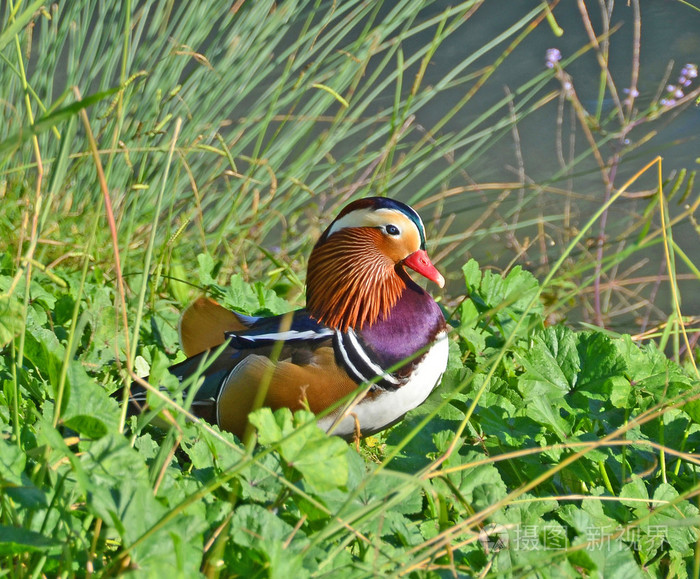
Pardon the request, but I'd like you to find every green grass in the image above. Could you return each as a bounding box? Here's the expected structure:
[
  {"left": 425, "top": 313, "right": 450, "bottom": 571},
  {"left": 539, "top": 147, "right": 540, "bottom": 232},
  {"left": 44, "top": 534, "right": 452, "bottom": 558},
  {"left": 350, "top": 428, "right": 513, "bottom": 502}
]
[{"left": 2, "top": 0, "right": 700, "bottom": 576}]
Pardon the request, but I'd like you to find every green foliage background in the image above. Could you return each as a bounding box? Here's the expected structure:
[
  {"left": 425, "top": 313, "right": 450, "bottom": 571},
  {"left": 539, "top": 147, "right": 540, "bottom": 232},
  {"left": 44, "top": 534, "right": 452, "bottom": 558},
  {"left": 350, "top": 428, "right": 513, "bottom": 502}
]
[{"left": 1, "top": 1, "right": 699, "bottom": 576}]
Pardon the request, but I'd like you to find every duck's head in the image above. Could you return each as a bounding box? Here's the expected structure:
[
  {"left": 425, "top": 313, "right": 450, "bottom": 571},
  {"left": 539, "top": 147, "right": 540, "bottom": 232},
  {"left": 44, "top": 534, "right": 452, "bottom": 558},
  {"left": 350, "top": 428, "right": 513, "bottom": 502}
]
[{"left": 306, "top": 197, "right": 444, "bottom": 331}]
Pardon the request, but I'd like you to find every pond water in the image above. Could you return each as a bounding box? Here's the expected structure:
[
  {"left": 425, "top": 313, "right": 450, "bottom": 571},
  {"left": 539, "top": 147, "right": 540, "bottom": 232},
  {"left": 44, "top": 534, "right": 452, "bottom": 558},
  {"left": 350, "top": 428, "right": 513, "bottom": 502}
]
[{"left": 399, "top": 0, "right": 699, "bottom": 331}]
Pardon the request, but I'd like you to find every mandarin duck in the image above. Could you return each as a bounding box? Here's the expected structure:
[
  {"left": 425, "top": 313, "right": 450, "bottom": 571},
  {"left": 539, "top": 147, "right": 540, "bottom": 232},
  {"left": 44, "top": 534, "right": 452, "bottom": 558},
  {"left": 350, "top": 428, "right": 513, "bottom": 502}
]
[{"left": 129, "top": 197, "right": 448, "bottom": 439}]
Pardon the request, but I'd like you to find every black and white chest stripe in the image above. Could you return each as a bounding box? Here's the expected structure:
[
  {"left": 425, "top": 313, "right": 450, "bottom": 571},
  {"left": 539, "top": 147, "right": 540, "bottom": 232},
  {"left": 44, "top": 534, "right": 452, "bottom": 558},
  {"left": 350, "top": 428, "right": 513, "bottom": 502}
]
[{"left": 333, "top": 329, "right": 407, "bottom": 391}]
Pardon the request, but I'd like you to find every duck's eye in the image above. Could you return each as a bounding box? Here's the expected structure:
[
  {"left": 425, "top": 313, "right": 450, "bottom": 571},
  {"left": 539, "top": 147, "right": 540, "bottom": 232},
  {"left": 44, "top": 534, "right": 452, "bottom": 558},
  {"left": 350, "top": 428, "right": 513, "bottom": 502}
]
[{"left": 385, "top": 224, "right": 400, "bottom": 236}]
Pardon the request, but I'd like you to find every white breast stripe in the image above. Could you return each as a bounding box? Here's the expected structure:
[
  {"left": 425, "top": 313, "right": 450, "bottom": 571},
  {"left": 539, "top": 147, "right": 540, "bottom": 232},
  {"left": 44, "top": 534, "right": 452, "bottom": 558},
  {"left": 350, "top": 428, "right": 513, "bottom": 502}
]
[
  {"left": 346, "top": 329, "right": 401, "bottom": 386},
  {"left": 334, "top": 331, "right": 372, "bottom": 384}
]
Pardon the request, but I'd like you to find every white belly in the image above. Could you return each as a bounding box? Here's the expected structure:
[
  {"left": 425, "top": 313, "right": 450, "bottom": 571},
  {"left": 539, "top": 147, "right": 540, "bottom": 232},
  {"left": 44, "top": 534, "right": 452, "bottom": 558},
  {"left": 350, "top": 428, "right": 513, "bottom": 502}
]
[{"left": 318, "top": 332, "right": 449, "bottom": 438}]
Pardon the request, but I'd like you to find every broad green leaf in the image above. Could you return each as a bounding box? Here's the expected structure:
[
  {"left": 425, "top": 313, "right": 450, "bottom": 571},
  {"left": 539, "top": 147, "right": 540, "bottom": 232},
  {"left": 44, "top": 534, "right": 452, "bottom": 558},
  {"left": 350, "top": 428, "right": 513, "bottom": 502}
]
[
  {"left": 558, "top": 504, "right": 642, "bottom": 577},
  {"left": 643, "top": 483, "right": 699, "bottom": 554},
  {"left": 616, "top": 336, "right": 696, "bottom": 410},
  {"left": 224, "top": 274, "right": 292, "bottom": 316},
  {"left": 78, "top": 434, "right": 207, "bottom": 573},
  {"left": 620, "top": 476, "right": 649, "bottom": 509},
  {"left": 250, "top": 406, "right": 289, "bottom": 444},
  {"left": 501, "top": 492, "right": 559, "bottom": 525},
  {"left": 0, "top": 293, "right": 23, "bottom": 348},
  {"left": 0, "top": 438, "right": 25, "bottom": 485},
  {"left": 22, "top": 322, "right": 118, "bottom": 436},
  {"left": 146, "top": 304, "right": 181, "bottom": 355},
  {"left": 479, "top": 264, "right": 542, "bottom": 318},
  {"left": 383, "top": 511, "right": 424, "bottom": 546},
  {"left": 575, "top": 332, "right": 628, "bottom": 396},
  {"left": 311, "top": 449, "right": 368, "bottom": 516},
  {"left": 458, "top": 298, "right": 487, "bottom": 355},
  {"left": 238, "top": 451, "right": 286, "bottom": 503},
  {"left": 197, "top": 253, "right": 217, "bottom": 287},
  {"left": 684, "top": 399, "right": 700, "bottom": 424},
  {"left": 431, "top": 449, "right": 507, "bottom": 511},
  {"left": 0, "top": 439, "right": 47, "bottom": 508},
  {"left": 459, "top": 260, "right": 544, "bottom": 358},
  {"left": 462, "top": 259, "right": 543, "bottom": 337},
  {"left": 517, "top": 326, "right": 579, "bottom": 397},
  {"left": 578, "top": 538, "right": 643, "bottom": 579},
  {"left": 288, "top": 433, "right": 349, "bottom": 492},
  {"left": 609, "top": 375, "right": 632, "bottom": 408},
  {"left": 462, "top": 258, "right": 483, "bottom": 289},
  {"left": 229, "top": 504, "right": 309, "bottom": 579},
  {"left": 250, "top": 408, "right": 349, "bottom": 493},
  {"left": 524, "top": 395, "right": 571, "bottom": 440},
  {"left": 0, "top": 525, "right": 62, "bottom": 556},
  {"left": 226, "top": 274, "right": 263, "bottom": 312}
]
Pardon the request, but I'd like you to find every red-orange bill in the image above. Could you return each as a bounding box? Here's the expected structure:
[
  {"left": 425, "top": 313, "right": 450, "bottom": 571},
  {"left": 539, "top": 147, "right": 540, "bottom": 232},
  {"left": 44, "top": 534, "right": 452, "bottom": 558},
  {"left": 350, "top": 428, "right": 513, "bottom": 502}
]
[{"left": 403, "top": 249, "right": 445, "bottom": 288}]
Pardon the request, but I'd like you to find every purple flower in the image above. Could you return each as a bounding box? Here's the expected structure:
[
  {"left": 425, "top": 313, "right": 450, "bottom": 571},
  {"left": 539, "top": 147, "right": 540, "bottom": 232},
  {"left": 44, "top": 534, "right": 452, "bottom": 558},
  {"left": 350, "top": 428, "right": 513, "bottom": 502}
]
[
  {"left": 681, "top": 64, "right": 698, "bottom": 79},
  {"left": 545, "top": 48, "right": 562, "bottom": 69},
  {"left": 660, "top": 63, "right": 698, "bottom": 106},
  {"left": 623, "top": 88, "right": 639, "bottom": 98}
]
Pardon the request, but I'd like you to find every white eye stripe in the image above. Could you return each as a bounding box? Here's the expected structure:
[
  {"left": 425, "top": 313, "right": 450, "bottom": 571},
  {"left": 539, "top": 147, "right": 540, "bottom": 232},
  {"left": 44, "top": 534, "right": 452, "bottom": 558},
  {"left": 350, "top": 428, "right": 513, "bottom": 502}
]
[{"left": 328, "top": 208, "right": 416, "bottom": 238}]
